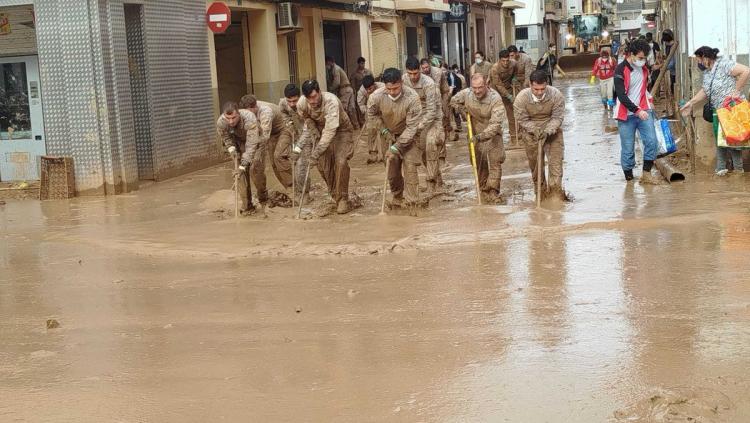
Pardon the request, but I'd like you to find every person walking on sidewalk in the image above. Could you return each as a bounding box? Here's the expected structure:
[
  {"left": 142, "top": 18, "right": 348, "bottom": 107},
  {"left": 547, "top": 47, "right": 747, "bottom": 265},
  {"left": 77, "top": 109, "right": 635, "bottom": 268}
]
[
  {"left": 680, "top": 46, "right": 750, "bottom": 176},
  {"left": 591, "top": 49, "right": 616, "bottom": 110},
  {"left": 613, "top": 39, "right": 660, "bottom": 184},
  {"left": 297, "top": 79, "right": 355, "bottom": 214},
  {"left": 514, "top": 70, "right": 566, "bottom": 200},
  {"left": 216, "top": 102, "right": 267, "bottom": 213}
]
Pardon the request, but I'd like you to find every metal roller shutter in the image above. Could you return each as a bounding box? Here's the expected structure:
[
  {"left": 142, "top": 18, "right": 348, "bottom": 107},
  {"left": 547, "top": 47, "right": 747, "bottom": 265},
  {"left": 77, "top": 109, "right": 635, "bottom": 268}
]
[{"left": 370, "top": 23, "right": 398, "bottom": 79}]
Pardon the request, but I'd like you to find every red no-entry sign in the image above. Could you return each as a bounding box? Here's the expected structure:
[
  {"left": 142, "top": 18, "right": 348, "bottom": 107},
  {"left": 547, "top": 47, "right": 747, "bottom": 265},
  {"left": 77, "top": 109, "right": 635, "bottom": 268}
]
[{"left": 206, "top": 2, "right": 231, "bottom": 34}]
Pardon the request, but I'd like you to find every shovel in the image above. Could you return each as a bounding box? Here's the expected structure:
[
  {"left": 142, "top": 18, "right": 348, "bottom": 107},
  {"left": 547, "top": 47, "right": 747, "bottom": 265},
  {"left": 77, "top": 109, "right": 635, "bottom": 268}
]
[{"left": 233, "top": 155, "right": 240, "bottom": 219}]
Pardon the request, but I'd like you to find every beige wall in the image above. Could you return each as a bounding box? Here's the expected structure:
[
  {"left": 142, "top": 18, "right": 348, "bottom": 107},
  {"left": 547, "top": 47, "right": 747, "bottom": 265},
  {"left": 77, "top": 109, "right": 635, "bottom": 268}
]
[
  {"left": 208, "top": 1, "right": 399, "bottom": 102},
  {"left": 0, "top": 5, "right": 37, "bottom": 57}
]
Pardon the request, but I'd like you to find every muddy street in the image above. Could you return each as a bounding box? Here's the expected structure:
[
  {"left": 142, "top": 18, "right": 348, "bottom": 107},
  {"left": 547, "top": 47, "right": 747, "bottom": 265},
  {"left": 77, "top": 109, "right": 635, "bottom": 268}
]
[{"left": 2, "top": 78, "right": 750, "bottom": 422}]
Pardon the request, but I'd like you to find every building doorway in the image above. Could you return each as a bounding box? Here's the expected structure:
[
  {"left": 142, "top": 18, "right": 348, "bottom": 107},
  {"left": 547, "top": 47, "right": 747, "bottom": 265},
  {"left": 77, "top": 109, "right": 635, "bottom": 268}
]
[
  {"left": 0, "top": 55, "right": 45, "bottom": 181},
  {"left": 426, "top": 26, "right": 443, "bottom": 57},
  {"left": 323, "top": 21, "right": 346, "bottom": 69},
  {"left": 214, "top": 12, "right": 248, "bottom": 108},
  {"left": 406, "top": 27, "right": 419, "bottom": 60},
  {"left": 476, "top": 18, "right": 486, "bottom": 58},
  {"left": 124, "top": 3, "right": 154, "bottom": 181}
]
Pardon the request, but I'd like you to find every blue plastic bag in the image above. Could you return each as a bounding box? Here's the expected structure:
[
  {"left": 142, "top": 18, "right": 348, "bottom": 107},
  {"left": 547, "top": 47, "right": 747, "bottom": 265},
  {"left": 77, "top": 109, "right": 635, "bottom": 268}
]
[{"left": 655, "top": 118, "right": 677, "bottom": 156}]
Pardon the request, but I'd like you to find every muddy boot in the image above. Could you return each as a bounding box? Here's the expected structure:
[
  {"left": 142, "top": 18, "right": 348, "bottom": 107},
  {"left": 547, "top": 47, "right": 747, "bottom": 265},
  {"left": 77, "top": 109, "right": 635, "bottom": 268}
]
[
  {"left": 482, "top": 189, "right": 503, "bottom": 204},
  {"left": 336, "top": 199, "right": 350, "bottom": 214},
  {"left": 259, "top": 203, "right": 268, "bottom": 218},
  {"left": 426, "top": 180, "right": 437, "bottom": 197},
  {"left": 639, "top": 171, "right": 661, "bottom": 185},
  {"left": 439, "top": 158, "right": 447, "bottom": 169},
  {"left": 241, "top": 205, "right": 256, "bottom": 216},
  {"left": 387, "top": 196, "right": 404, "bottom": 210},
  {"left": 405, "top": 202, "right": 418, "bottom": 217},
  {"left": 623, "top": 169, "right": 634, "bottom": 181}
]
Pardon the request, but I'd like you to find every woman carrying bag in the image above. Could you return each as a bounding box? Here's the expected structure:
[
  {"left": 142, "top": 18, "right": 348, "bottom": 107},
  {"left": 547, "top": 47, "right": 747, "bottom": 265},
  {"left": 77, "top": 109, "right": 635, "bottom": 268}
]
[{"left": 681, "top": 46, "right": 750, "bottom": 176}]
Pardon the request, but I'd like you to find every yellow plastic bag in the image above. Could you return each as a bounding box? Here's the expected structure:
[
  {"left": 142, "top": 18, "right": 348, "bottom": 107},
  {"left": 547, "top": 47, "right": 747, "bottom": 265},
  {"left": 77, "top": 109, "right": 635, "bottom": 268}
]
[{"left": 717, "top": 99, "right": 750, "bottom": 145}]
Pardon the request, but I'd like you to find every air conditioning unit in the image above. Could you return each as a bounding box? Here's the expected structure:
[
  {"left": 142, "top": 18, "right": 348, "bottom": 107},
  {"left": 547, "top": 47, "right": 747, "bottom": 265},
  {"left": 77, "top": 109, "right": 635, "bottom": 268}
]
[{"left": 277, "top": 3, "right": 302, "bottom": 31}]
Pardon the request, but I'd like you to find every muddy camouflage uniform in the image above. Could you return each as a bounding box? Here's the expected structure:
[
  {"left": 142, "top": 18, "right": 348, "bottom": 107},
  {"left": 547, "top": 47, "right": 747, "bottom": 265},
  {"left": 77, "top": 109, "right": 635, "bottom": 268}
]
[
  {"left": 516, "top": 52, "right": 535, "bottom": 88},
  {"left": 217, "top": 109, "right": 267, "bottom": 209},
  {"left": 297, "top": 91, "right": 354, "bottom": 206},
  {"left": 402, "top": 73, "right": 443, "bottom": 190},
  {"left": 450, "top": 87, "right": 507, "bottom": 196},
  {"left": 357, "top": 82, "right": 386, "bottom": 162},
  {"left": 254, "top": 101, "right": 290, "bottom": 188},
  {"left": 327, "top": 63, "right": 359, "bottom": 130},
  {"left": 366, "top": 85, "right": 422, "bottom": 204},
  {"left": 278, "top": 97, "right": 309, "bottom": 193},
  {"left": 470, "top": 61, "right": 493, "bottom": 80},
  {"left": 425, "top": 66, "right": 452, "bottom": 160},
  {"left": 513, "top": 86, "right": 565, "bottom": 195},
  {"left": 351, "top": 67, "right": 373, "bottom": 127},
  {"left": 490, "top": 60, "right": 523, "bottom": 145}
]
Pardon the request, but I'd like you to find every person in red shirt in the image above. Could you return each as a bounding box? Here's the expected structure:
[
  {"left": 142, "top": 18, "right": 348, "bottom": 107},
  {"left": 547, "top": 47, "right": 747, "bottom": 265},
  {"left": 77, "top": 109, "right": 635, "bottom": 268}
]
[{"left": 591, "top": 49, "right": 617, "bottom": 110}]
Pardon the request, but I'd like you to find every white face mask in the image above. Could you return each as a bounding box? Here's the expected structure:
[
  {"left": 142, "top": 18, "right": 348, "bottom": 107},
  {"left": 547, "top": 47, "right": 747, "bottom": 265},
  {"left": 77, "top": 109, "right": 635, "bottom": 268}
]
[
  {"left": 388, "top": 92, "right": 402, "bottom": 101},
  {"left": 532, "top": 92, "right": 546, "bottom": 103},
  {"left": 475, "top": 58, "right": 483, "bottom": 65},
  {"left": 633, "top": 59, "right": 646, "bottom": 68}
]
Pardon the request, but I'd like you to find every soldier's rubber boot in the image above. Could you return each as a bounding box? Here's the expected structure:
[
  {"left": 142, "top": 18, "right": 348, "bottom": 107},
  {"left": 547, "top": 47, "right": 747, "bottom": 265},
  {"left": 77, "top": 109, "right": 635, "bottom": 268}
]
[{"left": 336, "top": 199, "right": 350, "bottom": 214}]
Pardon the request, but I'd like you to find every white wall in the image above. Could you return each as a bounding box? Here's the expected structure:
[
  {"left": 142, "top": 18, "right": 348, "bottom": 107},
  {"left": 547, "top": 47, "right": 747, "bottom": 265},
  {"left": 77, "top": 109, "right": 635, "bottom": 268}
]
[
  {"left": 685, "top": 0, "right": 750, "bottom": 60},
  {"left": 514, "top": 0, "right": 544, "bottom": 26}
]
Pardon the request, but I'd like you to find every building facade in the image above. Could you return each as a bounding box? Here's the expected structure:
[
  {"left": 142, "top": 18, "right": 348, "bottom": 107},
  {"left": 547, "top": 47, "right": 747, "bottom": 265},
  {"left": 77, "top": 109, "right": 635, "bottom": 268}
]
[{"left": 0, "top": 0, "right": 521, "bottom": 195}]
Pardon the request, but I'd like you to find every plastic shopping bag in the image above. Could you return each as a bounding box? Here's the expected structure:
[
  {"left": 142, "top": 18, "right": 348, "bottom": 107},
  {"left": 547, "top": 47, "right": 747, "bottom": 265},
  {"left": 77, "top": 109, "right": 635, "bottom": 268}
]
[
  {"left": 655, "top": 118, "right": 677, "bottom": 156},
  {"left": 716, "top": 120, "right": 729, "bottom": 148},
  {"left": 717, "top": 98, "right": 750, "bottom": 145}
]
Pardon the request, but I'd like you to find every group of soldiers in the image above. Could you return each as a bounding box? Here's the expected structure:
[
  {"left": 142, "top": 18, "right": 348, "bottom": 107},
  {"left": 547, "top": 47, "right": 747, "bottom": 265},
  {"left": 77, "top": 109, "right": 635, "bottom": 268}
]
[{"left": 216, "top": 48, "right": 567, "bottom": 217}]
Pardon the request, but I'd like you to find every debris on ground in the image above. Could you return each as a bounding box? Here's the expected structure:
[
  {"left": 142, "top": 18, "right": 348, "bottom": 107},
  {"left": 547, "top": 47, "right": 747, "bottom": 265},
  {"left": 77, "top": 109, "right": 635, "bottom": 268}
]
[
  {"left": 46, "top": 319, "right": 60, "bottom": 329},
  {"left": 268, "top": 191, "right": 292, "bottom": 208}
]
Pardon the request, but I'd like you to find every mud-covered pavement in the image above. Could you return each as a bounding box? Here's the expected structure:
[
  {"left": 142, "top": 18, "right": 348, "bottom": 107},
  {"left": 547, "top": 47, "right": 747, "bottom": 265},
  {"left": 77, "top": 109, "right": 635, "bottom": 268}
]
[{"left": 2, "top": 79, "right": 750, "bottom": 422}]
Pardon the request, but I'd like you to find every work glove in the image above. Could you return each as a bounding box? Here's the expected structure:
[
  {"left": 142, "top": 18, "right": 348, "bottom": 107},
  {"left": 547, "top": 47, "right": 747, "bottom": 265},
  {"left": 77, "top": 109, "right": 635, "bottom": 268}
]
[
  {"left": 386, "top": 143, "right": 403, "bottom": 160},
  {"left": 469, "top": 134, "right": 481, "bottom": 144},
  {"left": 227, "top": 146, "right": 238, "bottom": 158},
  {"left": 533, "top": 127, "right": 545, "bottom": 141},
  {"left": 308, "top": 152, "right": 319, "bottom": 167},
  {"left": 589, "top": 75, "right": 596, "bottom": 85},
  {"left": 544, "top": 127, "right": 557, "bottom": 136},
  {"left": 234, "top": 165, "right": 246, "bottom": 176},
  {"left": 290, "top": 144, "right": 301, "bottom": 162}
]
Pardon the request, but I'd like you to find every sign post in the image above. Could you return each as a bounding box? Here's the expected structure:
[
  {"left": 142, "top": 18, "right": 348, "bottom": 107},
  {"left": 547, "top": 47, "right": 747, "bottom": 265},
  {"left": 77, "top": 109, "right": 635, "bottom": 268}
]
[{"left": 206, "top": 2, "right": 231, "bottom": 34}]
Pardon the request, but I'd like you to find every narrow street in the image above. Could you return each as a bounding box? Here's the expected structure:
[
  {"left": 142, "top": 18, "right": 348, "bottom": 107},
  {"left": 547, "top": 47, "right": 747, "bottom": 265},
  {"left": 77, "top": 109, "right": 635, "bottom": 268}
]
[{"left": 2, "top": 78, "right": 750, "bottom": 422}]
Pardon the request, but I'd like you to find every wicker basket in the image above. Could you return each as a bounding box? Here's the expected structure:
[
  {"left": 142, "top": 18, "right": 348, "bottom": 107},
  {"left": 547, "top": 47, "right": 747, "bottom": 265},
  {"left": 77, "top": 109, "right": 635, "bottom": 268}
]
[{"left": 39, "top": 156, "right": 75, "bottom": 200}]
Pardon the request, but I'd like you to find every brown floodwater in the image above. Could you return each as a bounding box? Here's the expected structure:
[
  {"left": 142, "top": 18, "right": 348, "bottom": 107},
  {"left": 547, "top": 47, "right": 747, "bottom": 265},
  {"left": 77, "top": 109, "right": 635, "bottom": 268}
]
[{"left": 2, "top": 79, "right": 750, "bottom": 422}]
